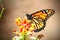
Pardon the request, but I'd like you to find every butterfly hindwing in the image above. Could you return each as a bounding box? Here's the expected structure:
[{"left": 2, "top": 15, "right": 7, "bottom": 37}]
[{"left": 31, "top": 18, "right": 46, "bottom": 32}]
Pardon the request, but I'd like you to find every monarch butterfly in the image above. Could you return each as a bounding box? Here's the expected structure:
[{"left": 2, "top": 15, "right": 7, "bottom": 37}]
[{"left": 26, "top": 9, "right": 55, "bottom": 32}]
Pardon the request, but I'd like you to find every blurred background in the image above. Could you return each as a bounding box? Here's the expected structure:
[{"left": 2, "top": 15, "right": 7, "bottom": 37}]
[{"left": 0, "top": 0, "right": 60, "bottom": 40}]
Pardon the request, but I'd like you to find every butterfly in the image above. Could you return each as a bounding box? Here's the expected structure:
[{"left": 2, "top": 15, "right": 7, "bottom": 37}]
[{"left": 26, "top": 9, "right": 55, "bottom": 32}]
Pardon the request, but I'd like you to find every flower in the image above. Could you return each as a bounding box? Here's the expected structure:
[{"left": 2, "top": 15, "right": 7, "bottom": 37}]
[{"left": 13, "top": 17, "right": 35, "bottom": 36}]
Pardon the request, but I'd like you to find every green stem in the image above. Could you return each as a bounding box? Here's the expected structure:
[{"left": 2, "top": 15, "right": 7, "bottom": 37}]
[{"left": 0, "top": 5, "right": 5, "bottom": 19}]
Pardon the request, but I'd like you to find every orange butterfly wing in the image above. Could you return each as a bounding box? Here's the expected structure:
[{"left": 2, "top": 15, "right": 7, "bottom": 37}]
[
  {"left": 32, "top": 11, "right": 47, "bottom": 20},
  {"left": 31, "top": 9, "right": 55, "bottom": 20}
]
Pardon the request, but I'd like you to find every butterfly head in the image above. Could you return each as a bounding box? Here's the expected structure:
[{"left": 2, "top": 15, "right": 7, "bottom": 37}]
[{"left": 26, "top": 14, "right": 32, "bottom": 20}]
